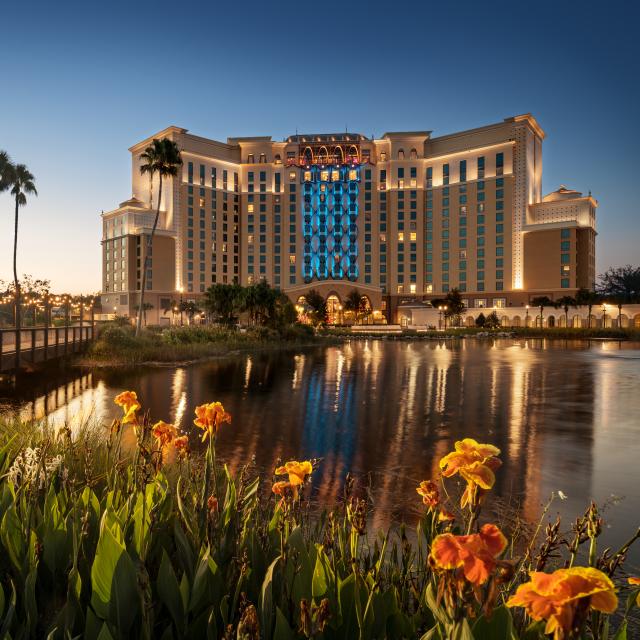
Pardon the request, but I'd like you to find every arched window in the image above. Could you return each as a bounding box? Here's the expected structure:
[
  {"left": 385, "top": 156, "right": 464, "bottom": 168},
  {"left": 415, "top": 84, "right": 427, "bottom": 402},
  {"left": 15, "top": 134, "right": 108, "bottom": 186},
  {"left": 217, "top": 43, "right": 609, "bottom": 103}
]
[
  {"left": 247, "top": 153, "right": 255, "bottom": 163},
  {"left": 397, "top": 149, "right": 405, "bottom": 160},
  {"left": 317, "top": 146, "right": 329, "bottom": 163},
  {"left": 274, "top": 154, "right": 282, "bottom": 164},
  {"left": 302, "top": 147, "right": 314, "bottom": 164},
  {"left": 348, "top": 145, "right": 359, "bottom": 162},
  {"left": 410, "top": 148, "right": 418, "bottom": 159},
  {"left": 259, "top": 153, "right": 267, "bottom": 163},
  {"left": 379, "top": 151, "right": 387, "bottom": 162}
]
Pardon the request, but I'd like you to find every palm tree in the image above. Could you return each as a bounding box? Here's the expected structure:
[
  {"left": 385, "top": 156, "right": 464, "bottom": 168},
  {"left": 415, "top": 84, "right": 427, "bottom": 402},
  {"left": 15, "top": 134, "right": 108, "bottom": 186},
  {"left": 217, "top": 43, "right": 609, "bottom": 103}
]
[
  {"left": 530, "top": 296, "right": 555, "bottom": 328},
  {"left": 137, "top": 139, "right": 183, "bottom": 335},
  {"left": 344, "top": 289, "right": 362, "bottom": 323},
  {"left": 5, "top": 162, "right": 37, "bottom": 368},
  {"left": 576, "top": 288, "right": 601, "bottom": 328},
  {"left": 556, "top": 295, "right": 576, "bottom": 328}
]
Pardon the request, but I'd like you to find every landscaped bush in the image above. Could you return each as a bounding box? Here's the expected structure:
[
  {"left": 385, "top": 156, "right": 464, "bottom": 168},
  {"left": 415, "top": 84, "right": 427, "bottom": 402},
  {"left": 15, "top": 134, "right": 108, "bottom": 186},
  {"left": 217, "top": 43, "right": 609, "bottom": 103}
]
[{"left": 0, "top": 396, "right": 638, "bottom": 639}]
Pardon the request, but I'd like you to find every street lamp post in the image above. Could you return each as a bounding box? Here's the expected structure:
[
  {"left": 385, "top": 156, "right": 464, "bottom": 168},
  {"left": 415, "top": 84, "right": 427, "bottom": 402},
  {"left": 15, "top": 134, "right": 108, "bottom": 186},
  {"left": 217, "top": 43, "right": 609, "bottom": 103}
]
[
  {"left": 443, "top": 304, "right": 448, "bottom": 330},
  {"left": 438, "top": 306, "right": 443, "bottom": 330},
  {"left": 602, "top": 304, "right": 607, "bottom": 328},
  {"left": 525, "top": 305, "right": 530, "bottom": 328},
  {"left": 179, "top": 287, "right": 184, "bottom": 326}
]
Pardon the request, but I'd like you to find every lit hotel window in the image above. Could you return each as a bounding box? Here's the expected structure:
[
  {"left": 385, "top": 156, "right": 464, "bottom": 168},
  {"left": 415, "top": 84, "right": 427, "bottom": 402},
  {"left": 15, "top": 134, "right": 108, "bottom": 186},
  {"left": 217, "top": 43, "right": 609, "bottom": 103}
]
[
  {"left": 349, "top": 169, "right": 357, "bottom": 181},
  {"left": 247, "top": 204, "right": 254, "bottom": 213},
  {"left": 304, "top": 171, "right": 311, "bottom": 182},
  {"left": 289, "top": 255, "right": 296, "bottom": 264},
  {"left": 425, "top": 284, "right": 433, "bottom": 293},
  {"left": 247, "top": 235, "right": 254, "bottom": 244},
  {"left": 331, "top": 170, "right": 339, "bottom": 181},
  {"left": 410, "top": 232, "right": 417, "bottom": 241},
  {"left": 321, "top": 170, "right": 329, "bottom": 181},
  {"left": 380, "top": 152, "right": 387, "bottom": 162},
  {"left": 289, "top": 171, "right": 296, "bottom": 180},
  {"left": 398, "top": 232, "right": 404, "bottom": 241},
  {"left": 397, "top": 285, "right": 404, "bottom": 293},
  {"left": 410, "top": 284, "right": 417, "bottom": 294}
]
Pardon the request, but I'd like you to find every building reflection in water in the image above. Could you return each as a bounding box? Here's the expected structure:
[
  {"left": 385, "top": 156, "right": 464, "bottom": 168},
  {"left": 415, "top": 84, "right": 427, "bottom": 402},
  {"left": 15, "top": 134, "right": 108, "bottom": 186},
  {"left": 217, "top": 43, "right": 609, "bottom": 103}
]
[{"left": 2, "top": 339, "right": 639, "bottom": 562}]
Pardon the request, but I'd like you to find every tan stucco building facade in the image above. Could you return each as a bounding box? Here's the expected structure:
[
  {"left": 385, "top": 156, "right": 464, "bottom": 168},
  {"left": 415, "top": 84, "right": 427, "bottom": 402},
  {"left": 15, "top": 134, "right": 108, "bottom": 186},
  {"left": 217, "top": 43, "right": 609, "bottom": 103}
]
[{"left": 100, "top": 115, "right": 597, "bottom": 324}]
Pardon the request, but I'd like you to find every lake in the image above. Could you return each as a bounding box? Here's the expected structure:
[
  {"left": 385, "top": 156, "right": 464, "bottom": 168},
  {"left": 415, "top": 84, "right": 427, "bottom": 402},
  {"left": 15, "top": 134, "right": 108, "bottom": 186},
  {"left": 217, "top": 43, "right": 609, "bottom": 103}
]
[{"left": 2, "top": 338, "right": 640, "bottom": 567}]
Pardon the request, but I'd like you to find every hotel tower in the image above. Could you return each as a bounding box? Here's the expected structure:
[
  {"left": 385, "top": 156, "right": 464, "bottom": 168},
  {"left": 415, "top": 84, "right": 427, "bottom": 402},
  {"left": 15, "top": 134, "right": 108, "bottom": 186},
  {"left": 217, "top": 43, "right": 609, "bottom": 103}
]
[{"left": 100, "top": 114, "right": 597, "bottom": 323}]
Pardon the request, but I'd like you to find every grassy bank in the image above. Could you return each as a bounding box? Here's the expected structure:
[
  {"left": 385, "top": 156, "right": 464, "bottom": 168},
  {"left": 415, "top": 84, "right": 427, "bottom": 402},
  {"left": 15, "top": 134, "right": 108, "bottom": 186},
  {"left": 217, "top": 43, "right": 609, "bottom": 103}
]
[
  {"left": 324, "top": 326, "right": 640, "bottom": 340},
  {"left": 80, "top": 323, "right": 327, "bottom": 366},
  {"left": 0, "top": 397, "right": 638, "bottom": 639}
]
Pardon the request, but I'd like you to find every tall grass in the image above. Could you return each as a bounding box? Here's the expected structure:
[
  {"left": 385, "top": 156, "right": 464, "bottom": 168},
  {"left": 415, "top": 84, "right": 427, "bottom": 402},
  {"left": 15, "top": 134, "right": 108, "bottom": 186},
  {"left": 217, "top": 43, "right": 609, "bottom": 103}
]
[
  {"left": 0, "top": 400, "right": 638, "bottom": 639},
  {"left": 83, "top": 323, "right": 319, "bottom": 365}
]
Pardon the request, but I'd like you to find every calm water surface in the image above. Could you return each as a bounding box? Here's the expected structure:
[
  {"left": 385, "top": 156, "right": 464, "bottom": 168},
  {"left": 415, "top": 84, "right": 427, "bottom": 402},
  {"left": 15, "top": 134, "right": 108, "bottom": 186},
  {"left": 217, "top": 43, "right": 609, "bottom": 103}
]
[{"left": 2, "top": 338, "right": 640, "bottom": 565}]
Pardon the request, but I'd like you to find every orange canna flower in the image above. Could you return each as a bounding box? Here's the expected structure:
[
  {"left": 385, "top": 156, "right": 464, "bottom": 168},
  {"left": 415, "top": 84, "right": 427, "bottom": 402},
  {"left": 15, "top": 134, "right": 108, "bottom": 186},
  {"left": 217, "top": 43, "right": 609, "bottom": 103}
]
[
  {"left": 275, "top": 460, "right": 313, "bottom": 486},
  {"left": 439, "top": 438, "right": 501, "bottom": 509},
  {"left": 430, "top": 523, "right": 507, "bottom": 586},
  {"left": 417, "top": 480, "right": 440, "bottom": 509},
  {"left": 438, "top": 509, "right": 456, "bottom": 523},
  {"left": 629, "top": 577, "right": 640, "bottom": 606},
  {"left": 114, "top": 391, "right": 141, "bottom": 424},
  {"left": 151, "top": 420, "right": 176, "bottom": 447},
  {"left": 194, "top": 402, "right": 231, "bottom": 441},
  {"left": 272, "top": 480, "right": 294, "bottom": 497},
  {"left": 207, "top": 495, "right": 219, "bottom": 513},
  {"left": 173, "top": 435, "right": 190, "bottom": 457},
  {"left": 507, "top": 567, "right": 617, "bottom": 640}
]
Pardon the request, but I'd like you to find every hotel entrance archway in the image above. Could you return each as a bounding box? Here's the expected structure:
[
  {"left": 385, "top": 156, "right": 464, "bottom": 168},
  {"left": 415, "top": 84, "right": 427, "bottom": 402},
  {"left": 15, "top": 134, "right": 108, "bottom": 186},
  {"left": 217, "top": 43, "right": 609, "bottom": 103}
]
[{"left": 326, "top": 294, "right": 342, "bottom": 325}]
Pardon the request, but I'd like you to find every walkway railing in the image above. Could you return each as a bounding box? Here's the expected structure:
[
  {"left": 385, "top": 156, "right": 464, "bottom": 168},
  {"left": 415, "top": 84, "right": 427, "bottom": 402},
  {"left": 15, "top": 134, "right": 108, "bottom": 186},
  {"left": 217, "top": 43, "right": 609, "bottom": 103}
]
[{"left": 0, "top": 325, "right": 94, "bottom": 372}]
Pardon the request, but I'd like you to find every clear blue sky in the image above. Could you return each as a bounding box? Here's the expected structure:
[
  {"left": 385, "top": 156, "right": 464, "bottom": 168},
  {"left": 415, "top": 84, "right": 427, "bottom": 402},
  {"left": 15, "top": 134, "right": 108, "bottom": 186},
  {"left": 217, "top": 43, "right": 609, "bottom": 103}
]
[{"left": 0, "top": 0, "right": 638, "bottom": 293}]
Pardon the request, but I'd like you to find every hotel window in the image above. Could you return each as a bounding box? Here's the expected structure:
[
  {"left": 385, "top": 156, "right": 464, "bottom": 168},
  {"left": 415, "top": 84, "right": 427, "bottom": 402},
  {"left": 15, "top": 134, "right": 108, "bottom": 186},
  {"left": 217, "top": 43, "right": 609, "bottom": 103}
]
[
  {"left": 188, "top": 162, "right": 193, "bottom": 183},
  {"left": 477, "top": 156, "right": 485, "bottom": 179},
  {"left": 561, "top": 240, "right": 570, "bottom": 251},
  {"left": 397, "top": 149, "right": 405, "bottom": 160},
  {"left": 410, "top": 148, "right": 418, "bottom": 160},
  {"left": 289, "top": 171, "right": 296, "bottom": 181},
  {"left": 274, "top": 154, "right": 282, "bottom": 164},
  {"left": 398, "top": 232, "right": 404, "bottom": 241},
  {"left": 200, "top": 164, "right": 205, "bottom": 185},
  {"left": 459, "top": 160, "right": 467, "bottom": 183},
  {"left": 496, "top": 152, "right": 504, "bottom": 176},
  {"left": 426, "top": 166, "right": 433, "bottom": 188},
  {"left": 380, "top": 151, "right": 387, "bottom": 161},
  {"left": 561, "top": 278, "right": 570, "bottom": 288},
  {"left": 561, "top": 254, "right": 570, "bottom": 264},
  {"left": 259, "top": 153, "right": 266, "bottom": 163},
  {"left": 247, "top": 154, "right": 255, "bottom": 163},
  {"left": 561, "top": 228, "right": 571, "bottom": 239},
  {"left": 443, "top": 164, "right": 449, "bottom": 185}
]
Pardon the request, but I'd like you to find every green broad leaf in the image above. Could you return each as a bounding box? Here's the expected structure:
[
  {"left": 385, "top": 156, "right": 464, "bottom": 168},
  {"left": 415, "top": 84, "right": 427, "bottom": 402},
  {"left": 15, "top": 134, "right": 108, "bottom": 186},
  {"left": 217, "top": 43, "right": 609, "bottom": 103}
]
[
  {"left": 220, "top": 594, "right": 230, "bottom": 627},
  {"left": 24, "top": 568, "right": 38, "bottom": 636},
  {"left": 173, "top": 519, "right": 195, "bottom": 584},
  {"left": 90, "top": 516, "right": 140, "bottom": 634},
  {"left": 97, "top": 623, "right": 116, "bottom": 640},
  {"left": 286, "top": 526, "right": 314, "bottom": 602},
  {"left": 420, "top": 626, "right": 444, "bottom": 640},
  {"left": 157, "top": 551, "right": 184, "bottom": 635},
  {"left": 613, "top": 621, "right": 628, "bottom": 640},
  {"left": 43, "top": 496, "right": 72, "bottom": 575},
  {"left": 0, "top": 580, "right": 16, "bottom": 639},
  {"left": 260, "top": 556, "right": 280, "bottom": 638},
  {"left": 338, "top": 573, "right": 358, "bottom": 638},
  {"left": 472, "top": 606, "right": 515, "bottom": 639},
  {"left": 1, "top": 504, "right": 25, "bottom": 572},
  {"left": 221, "top": 464, "right": 237, "bottom": 528},
  {"left": 274, "top": 607, "right": 295, "bottom": 640},
  {"left": 312, "top": 546, "right": 335, "bottom": 600},
  {"left": 424, "top": 582, "right": 451, "bottom": 627},
  {"left": 188, "top": 547, "right": 222, "bottom": 615},
  {"left": 206, "top": 606, "right": 218, "bottom": 640},
  {"left": 179, "top": 573, "right": 190, "bottom": 614},
  {"left": 451, "top": 618, "right": 475, "bottom": 640}
]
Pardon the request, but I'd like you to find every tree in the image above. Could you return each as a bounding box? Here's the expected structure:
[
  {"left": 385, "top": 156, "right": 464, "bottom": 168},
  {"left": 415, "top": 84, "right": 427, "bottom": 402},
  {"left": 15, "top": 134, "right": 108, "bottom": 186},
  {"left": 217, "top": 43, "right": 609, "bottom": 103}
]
[
  {"left": 5, "top": 160, "right": 37, "bottom": 368},
  {"left": 344, "top": 289, "right": 362, "bottom": 323},
  {"left": 136, "top": 139, "right": 183, "bottom": 335},
  {"left": 530, "top": 296, "right": 555, "bottom": 328},
  {"left": 485, "top": 311, "right": 500, "bottom": 329},
  {"left": 181, "top": 301, "right": 200, "bottom": 324},
  {"left": 304, "top": 289, "right": 327, "bottom": 328},
  {"left": 475, "top": 312, "right": 486, "bottom": 328},
  {"left": 556, "top": 295, "right": 576, "bottom": 328},
  {"left": 597, "top": 265, "right": 640, "bottom": 303},
  {"left": 271, "top": 291, "right": 298, "bottom": 328},
  {"left": 443, "top": 289, "right": 466, "bottom": 327},
  {"left": 134, "top": 302, "right": 154, "bottom": 326},
  {"left": 202, "top": 284, "right": 243, "bottom": 326},
  {"left": 575, "top": 288, "right": 601, "bottom": 329}
]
